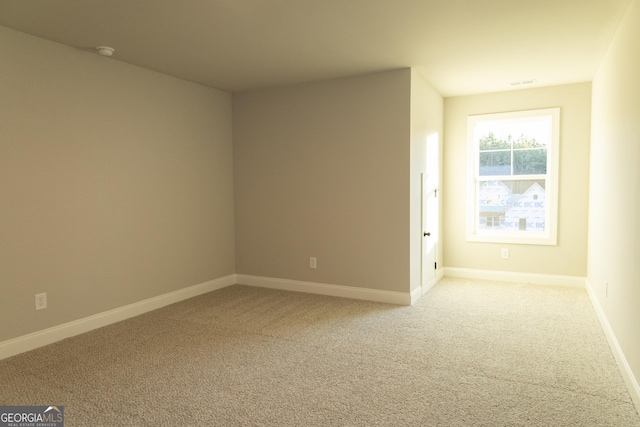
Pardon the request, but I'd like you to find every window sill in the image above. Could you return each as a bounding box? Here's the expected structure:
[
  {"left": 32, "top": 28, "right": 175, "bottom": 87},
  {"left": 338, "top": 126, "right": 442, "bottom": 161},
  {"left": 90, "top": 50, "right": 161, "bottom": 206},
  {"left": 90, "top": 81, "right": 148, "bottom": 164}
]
[{"left": 467, "top": 232, "right": 557, "bottom": 246}]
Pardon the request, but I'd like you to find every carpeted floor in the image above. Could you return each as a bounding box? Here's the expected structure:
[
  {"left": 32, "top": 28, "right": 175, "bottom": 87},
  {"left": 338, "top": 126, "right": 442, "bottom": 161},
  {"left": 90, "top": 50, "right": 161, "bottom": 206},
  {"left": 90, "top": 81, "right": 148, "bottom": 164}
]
[{"left": 2, "top": 278, "right": 639, "bottom": 426}]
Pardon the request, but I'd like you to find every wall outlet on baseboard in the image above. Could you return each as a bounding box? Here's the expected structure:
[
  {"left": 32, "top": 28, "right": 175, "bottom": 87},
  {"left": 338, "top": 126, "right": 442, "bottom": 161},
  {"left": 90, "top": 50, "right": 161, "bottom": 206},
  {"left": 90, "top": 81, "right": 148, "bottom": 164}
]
[
  {"left": 35, "top": 293, "right": 47, "bottom": 310},
  {"left": 310, "top": 257, "right": 317, "bottom": 269},
  {"left": 501, "top": 248, "right": 510, "bottom": 259}
]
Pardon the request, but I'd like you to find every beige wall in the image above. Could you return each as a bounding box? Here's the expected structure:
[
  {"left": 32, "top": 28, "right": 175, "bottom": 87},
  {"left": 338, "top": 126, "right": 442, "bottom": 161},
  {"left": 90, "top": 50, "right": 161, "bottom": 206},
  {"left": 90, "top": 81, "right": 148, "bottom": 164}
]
[
  {"left": 410, "top": 70, "right": 444, "bottom": 291},
  {"left": 443, "top": 83, "right": 591, "bottom": 277},
  {"left": 0, "top": 26, "right": 235, "bottom": 342},
  {"left": 589, "top": 0, "right": 640, "bottom": 398},
  {"left": 233, "top": 69, "right": 412, "bottom": 292}
]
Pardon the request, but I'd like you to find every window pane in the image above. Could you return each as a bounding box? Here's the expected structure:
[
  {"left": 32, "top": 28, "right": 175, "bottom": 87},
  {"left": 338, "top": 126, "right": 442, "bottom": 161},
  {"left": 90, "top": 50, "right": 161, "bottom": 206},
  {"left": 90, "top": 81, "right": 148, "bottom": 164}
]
[
  {"left": 513, "top": 149, "right": 547, "bottom": 175},
  {"left": 479, "top": 151, "right": 510, "bottom": 176},
  {"left": 478, "top": 179, "right": 546, "bottom": 232}
]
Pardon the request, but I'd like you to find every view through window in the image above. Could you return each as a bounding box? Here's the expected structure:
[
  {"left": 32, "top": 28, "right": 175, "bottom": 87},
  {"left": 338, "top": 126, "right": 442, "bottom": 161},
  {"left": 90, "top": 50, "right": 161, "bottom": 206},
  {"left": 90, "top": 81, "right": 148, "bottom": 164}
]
[{"left": 467, "top": 108, "right": 559, "bottom": 245}]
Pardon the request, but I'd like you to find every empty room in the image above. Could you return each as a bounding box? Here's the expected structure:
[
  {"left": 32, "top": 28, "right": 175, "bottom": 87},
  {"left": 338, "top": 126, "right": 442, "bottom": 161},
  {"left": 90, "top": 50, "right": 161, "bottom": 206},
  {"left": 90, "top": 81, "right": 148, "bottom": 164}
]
[{"left": 1, "top": 0, "right": 639, "bottom": 425}]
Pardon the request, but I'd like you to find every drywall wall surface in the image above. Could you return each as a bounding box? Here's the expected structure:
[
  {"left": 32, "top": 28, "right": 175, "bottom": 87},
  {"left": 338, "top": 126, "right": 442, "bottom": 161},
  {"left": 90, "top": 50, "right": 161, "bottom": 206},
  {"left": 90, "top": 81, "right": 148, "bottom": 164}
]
[
  {"left": 443, "top": 83, "right": 591, "bottom": 277},
  {"left": 234, "top": 69, "right": 411, "bottom": 292},
  {"left": 410, "top": 70, "right": 443, "bottom": 292},
  {"left": 0, "top": 26, "right": 235, "bottom": 342},
  {"left": 589, "top": 0, "right": 640, "bottom": 394}
]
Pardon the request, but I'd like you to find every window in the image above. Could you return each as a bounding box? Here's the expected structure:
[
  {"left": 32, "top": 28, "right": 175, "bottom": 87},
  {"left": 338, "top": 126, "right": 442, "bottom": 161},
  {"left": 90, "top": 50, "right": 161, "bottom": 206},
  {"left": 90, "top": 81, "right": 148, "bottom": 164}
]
[
  {"left": 467, "top": 108, "right": 559, "bottom": 245},
  {"left": 485, "top": 216, "right": 502, "bottom": 227}
]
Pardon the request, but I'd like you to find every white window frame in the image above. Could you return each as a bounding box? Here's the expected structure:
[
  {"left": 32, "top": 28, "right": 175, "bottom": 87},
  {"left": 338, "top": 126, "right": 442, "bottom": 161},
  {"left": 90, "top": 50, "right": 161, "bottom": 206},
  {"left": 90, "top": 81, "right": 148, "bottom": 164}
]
[{"left": 466, "top": 108, "right": 560, "bottom": 245}]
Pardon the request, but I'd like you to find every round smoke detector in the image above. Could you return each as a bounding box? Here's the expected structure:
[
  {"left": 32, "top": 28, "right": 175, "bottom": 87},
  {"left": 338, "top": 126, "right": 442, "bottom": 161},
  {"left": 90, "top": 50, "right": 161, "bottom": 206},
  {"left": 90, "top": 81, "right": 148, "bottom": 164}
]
[{"left": 96, "top": 46, "right": 115, "bottom": 57}]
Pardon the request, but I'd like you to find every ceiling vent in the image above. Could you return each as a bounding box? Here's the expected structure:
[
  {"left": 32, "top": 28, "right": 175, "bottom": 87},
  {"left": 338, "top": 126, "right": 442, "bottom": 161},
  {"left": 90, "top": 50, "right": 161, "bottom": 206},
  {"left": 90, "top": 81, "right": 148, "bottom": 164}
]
[{"left": 508, "top": 79, "right": 537, "bottom": 87}]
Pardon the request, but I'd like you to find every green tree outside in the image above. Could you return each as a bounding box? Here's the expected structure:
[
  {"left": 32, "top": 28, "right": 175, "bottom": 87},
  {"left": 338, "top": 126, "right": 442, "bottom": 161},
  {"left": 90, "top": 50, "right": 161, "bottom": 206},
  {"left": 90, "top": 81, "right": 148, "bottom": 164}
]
[{"left": 479, "top": 133, "right": 547, "bottom": 175}]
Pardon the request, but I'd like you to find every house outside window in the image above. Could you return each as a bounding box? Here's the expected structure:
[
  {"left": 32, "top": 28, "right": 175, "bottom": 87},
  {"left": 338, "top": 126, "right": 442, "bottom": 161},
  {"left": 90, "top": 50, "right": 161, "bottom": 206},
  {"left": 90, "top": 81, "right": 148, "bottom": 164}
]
[{"left": 467, "top": 108, "right": 560, "bottom": 245}]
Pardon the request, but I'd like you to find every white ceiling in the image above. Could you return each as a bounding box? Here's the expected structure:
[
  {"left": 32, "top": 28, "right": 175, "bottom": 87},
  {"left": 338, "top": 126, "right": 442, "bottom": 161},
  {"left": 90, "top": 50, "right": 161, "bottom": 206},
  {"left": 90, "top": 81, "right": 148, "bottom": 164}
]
[{"left": 0, "top": 0, "right": 632, "bottom": 96}]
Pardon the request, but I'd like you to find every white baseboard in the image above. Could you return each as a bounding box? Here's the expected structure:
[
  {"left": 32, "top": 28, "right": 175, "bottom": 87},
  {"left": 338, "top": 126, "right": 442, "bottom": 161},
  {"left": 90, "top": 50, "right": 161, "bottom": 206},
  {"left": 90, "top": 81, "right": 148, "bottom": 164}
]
[
  {"left": 443, "top": 267, "right": 586, "bottom": 288},
  {"left": 411, "top": 269, "right": 446, "bottom": 304},
  {"left": 424, "top": 269, "right": 445, "bottom": 296},
  {"left": 585, "top": 279, "right": 640, "bottom": 413},
  {"left": 0, "top": 274, "right": 236, "bottom": 361},
  {"left": 236, "top": 274, "right": 412, "bottom": 306},
  {"left": 410, "top": 286, "right": 423, "bottom": 304}
]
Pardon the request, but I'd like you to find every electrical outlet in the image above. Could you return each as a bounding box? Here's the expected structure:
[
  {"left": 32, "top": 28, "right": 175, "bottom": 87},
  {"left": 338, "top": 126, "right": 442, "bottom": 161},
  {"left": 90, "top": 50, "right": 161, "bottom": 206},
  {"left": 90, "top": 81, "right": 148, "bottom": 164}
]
[
  {"left": 35, "top": 293, "right": 47, "bottom": 310},
  {"left": 501, "top": 248, "right": 510, "bottom": 259},
  {"left": 310, "top": 257, "right": 317, "bottom": 269}
]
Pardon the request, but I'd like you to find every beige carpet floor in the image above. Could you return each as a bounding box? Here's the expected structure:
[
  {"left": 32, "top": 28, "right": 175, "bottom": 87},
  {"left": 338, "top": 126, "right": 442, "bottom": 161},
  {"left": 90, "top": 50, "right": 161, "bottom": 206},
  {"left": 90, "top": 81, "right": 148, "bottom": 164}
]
[{"left": 1, "top": 277, "right": 639, "bottom": 426}]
